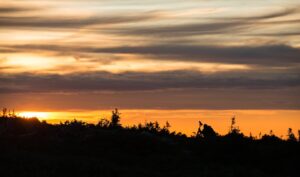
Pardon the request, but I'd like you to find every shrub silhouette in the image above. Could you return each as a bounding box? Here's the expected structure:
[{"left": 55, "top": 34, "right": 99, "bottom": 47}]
[
  {"left": 196, "top": 121, "right": 217, "bottom": 139},
  {"left": 60, "top": 119, "right": 88, "bottom": 130},
  {"left": 261, "top": 130, "right": 281, "bottom": 142},
  {"left": 97, "top": 118, "right": 110, "bottom": 128},
  {"left": 202, "top": 124, "right": 217, "bottom": 139}
]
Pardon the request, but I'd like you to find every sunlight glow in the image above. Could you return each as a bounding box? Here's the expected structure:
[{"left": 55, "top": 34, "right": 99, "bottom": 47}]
[
  {"left": 96, "top": 59, "right": 251, "bottom": 73},
  {"left": 6, "top": 54, "right": 56, "bottom": 69},
  {"left": 1, "top": 53, "right": 251, "bottom": 74},
  {"left": 19, "top": 112, "right": 49, "bottom": 119}
]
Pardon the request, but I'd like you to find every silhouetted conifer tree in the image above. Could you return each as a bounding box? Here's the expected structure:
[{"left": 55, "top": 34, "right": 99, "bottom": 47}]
[
  {"left": 229, "top": 116, "right": 240, "bottom": 134},
  {"left": 162, "top": 121, "right": 171, "bottom": 134},
  {"left": 110, "top": 108, "right": 121, "bottom": 128}
]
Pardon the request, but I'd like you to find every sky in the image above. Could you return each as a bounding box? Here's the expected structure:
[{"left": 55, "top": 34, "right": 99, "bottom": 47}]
[{"left": 0, "top": 0, "right": 300, "bottom": 135}]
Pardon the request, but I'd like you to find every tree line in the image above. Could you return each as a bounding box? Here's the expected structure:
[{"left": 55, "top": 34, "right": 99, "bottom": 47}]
[{"left": 1, "top": 107, "right": 299, "bottom": 142}]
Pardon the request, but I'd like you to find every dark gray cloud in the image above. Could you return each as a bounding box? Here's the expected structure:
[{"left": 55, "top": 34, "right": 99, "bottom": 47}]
[
  {"left": 1, "top": 87, "right": 300, "bottom": 110},
  {"left": 3, "top": 43, "right": 300, "bottom": 66},
  {"left": 0, "top": 70, "right": 299, "bottom": 94},
  {"left": 88, "top": 44, "right": 300, "bottom": 66},
  {"left": 0, "top": 5, "right": 40, "bottom": 13},
  {"left": 251, "top": 31, "right": 300, "bottom": 37}
]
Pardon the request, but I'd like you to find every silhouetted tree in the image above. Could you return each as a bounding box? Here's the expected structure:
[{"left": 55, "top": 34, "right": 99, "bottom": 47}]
[
  {"left": 110, "top": 108, "right": 121, "bottom": 128},
  {"left": 144, "top": 122, "right": 157, "bottom": 132},
  {"left": 2, "top": 108, "right": 7, "bottom": 117},
  {"left": 161, "top": 121, "right": 171, "bottom": 134},
  {"left": 154, "top": 121, "right": 160, "bottom": 131},
  {"left": 229, "top": 116, "right": 240, "bottom": 134},
  {"left": 287, "top": 128, "right": 296, "bottom": 142},
  {"left": 249, "top": 132, "right": 254, "bottom": 140},
  {"left": 226, "top": 116, "right": 244, "bottom": 139}
]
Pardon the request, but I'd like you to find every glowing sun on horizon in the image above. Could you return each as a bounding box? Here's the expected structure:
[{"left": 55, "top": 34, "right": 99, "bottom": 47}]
[{"left": 19, "top": 112, "right": 49, "bottom": 119}]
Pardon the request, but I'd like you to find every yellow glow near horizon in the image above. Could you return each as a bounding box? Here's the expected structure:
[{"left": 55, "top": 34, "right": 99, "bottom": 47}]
[
  {"left": 19, "top": 112, "right": 49, "bottom": 119},
  {"left": 20, "top": 109, "right": 300, "bottom": 138}
]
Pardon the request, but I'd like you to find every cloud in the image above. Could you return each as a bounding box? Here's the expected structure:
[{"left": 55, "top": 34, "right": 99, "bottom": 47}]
[
  {"left": 0, "top": 12, "right": 158, "bottom": 29},
  {"left": 0, "top": 6, "right": 37, "bottom": 13},
  {"left": 251, "top": 31, "right": 300, "bottom": 37},
  {"left": 0, "top": 70, "right": 299, "bottom": 94},
  {"left": 89, "top": 44, "right": 300, "bottom": 66},
  {"left": 218, "top": 8, "right": 299, "bottom": 21},
  {"left": 100, "top": 8, "right": 300, "bottom": 38},
  {"left": 105, "top": 21, "right": 250, "bottom": 37},
  {"left": 0, "top": 2, "right": 48, "bottom": 14},
  {"left": 5, "top": 43, "right": 299, "bottom": 66},
  {"left": 0, "top": 1, "right": 299, "bottom": 110}
]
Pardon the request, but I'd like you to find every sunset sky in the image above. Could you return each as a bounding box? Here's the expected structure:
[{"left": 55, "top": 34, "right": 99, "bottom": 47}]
[{"left": 0, "top": 0, "right": 299, "bottom": 136}]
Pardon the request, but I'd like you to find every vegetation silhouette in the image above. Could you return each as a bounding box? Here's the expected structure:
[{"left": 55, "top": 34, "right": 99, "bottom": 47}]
[
  {"left": 195, "top": 121, "right": 218, "bottom": 139},
  {"left": 110, "top": 108, "right": 121, "bottom": 128},
  {"left": 0, "top": 108, "right": 299, "bottom": 177}
]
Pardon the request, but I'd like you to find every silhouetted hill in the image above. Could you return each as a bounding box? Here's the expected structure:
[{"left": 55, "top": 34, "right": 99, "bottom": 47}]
[{"left": 0, "top": 111, "right": 299, "bottom": 177}]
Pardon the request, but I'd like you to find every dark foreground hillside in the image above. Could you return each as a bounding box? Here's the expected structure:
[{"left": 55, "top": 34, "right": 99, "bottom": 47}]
[{"left": 0, "top": 111, "right": 299, "bottom": 177}]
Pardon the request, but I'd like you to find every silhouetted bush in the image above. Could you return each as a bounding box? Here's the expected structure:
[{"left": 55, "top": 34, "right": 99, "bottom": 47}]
[
  {"left": 97, "top": 118, "right": 110, "bottom": 128},
  {"left": 195, "top": 121, "right": 217, "bottom": 139}
]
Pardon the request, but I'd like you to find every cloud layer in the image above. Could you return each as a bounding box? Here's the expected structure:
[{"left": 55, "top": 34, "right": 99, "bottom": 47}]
[
  {"left": 0, "top": 70, "right": 299, "bottom": 93},
  {"left": 1, "top": 0, "right": 300, "bottom": 109}
]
